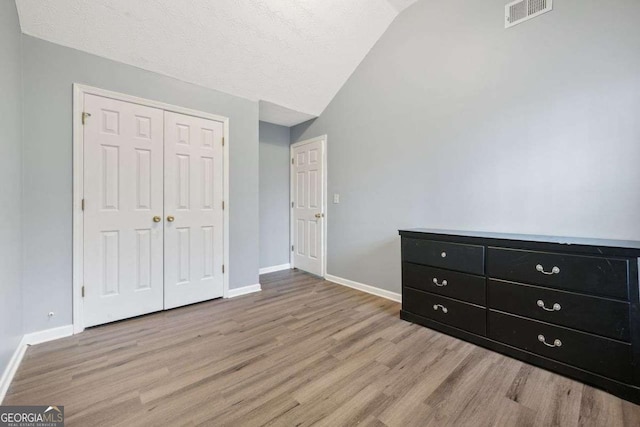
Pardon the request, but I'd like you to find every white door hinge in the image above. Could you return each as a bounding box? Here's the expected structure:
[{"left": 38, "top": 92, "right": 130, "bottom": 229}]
[
  {"left": 222, "top": 136, "right": 225, "bottom": 146},
  {"left": 81, "top": 199, "right": 85, "bottom": 211},
  {"left": 222, "top": 264, "right": 225, "bottom": 274},
  {"left": 82, "top": 286, "right": 85, "bottom": 298}
]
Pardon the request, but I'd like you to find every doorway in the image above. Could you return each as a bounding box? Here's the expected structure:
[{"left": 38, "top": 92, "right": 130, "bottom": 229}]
[{"left": 290, "top": 136, "right": 327, "bottom": 277}]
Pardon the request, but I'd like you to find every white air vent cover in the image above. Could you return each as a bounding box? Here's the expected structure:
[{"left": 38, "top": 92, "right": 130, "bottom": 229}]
[{"left": 505, "top": 0, "right": 553, "bottom": 28}]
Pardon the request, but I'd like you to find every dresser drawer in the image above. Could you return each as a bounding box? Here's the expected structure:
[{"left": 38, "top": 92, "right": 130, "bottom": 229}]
[
  {"left": 487, "top": 248, "right": 629, "bottom": 300},
  {"left": 403, "top": 288, "right": 486, "bottom": 335},
  {"left": 489, "top": 311, "right": 632, "bottom": 383},
  {"left": 403, "top": 262, "right": 486, "bottom": 305},
  {"left": 488, "top": 280, "right": 630, "bottom": 341},
  {"left": 402, "top": 238, "right": 484, "bottom": 275}
]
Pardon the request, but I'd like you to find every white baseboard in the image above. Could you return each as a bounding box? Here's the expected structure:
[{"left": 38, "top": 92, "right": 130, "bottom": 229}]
[
  {"left": 259, "top": 263, "right": 291, "bottom": 275},
  {"left": 325, "top": 274, "right": 401, "bottom": 303},
  {"left": 227, "top": 284, "right": 262, "bottom": 298},
  {"left": 0, "top": 325, "right": 74, "bottom": 403},
  {"left": 0, "top": 336, "right": 27, "bottom": 403},
  {"left": 24, "top": 325, "right": 74, "bottom": 346}
]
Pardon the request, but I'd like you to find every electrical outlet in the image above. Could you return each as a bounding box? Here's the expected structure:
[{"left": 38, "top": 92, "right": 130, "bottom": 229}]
[{"left": 333, "top": 193, "right": 340, "bottom": 204}]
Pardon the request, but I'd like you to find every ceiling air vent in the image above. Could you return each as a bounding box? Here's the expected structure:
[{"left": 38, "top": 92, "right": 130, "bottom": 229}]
[{"left": 505, "top": 0, "right": 552, "bottom": 28}]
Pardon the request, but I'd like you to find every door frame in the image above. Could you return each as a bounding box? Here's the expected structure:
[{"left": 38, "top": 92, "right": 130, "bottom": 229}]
[
  {"left": 289, "top": 135, "right": 328, "bottom": 278},
  {"left": 72, "top": 84, "right": 230, "bottom": 334}
]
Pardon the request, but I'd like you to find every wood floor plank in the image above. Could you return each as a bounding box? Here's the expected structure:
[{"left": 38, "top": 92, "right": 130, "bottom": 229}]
[{"left": 4, "top": 269, "right": 639, "bottom": 426}]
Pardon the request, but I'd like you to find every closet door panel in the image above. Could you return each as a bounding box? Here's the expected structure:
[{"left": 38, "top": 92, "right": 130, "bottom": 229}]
[
  {"left": 164, "top": 112, "right": 224, "bottom": 309},
  {"left": 83, "top": 94, "right": 164, "bottom": 327}
]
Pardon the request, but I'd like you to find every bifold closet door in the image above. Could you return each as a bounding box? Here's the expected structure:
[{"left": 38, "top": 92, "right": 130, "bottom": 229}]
[
  {"left": 164, "top": 112, "right": 225, "bottom": 309},
  {"left": 83, "top": 94, "right": 165, "bottom": 327}
]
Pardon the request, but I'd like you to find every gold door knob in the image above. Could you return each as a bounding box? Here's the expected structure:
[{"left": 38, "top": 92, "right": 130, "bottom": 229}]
[
  {"left": 315, "top": 213, "right": 324, "bottom": 218},
  {"left": 153, "top": 216, "right": 161, "bottom": 223},
  {"left": 167, "top": 216, "right": 175, "bottom": 222}
]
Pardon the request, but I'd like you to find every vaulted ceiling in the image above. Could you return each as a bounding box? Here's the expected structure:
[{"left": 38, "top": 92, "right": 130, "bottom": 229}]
[{"left": 15, "top": 0, "right": 419, "bottom": 126}]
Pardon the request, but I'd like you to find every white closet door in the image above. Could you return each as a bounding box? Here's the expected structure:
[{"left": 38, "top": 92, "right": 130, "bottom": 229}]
[
  {"left": 83, "top": 94, "right": 165, "bottom": 327},
  {"left": 292, "top": 139, "right": 324, "bottom": 276},
  {"left": 164, "top": 112, "right": 224, "bottom": 309}
]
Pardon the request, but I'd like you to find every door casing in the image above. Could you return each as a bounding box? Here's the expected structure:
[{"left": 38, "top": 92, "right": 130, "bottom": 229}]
[
  {"left": 72, "top": 84, "right": 230, "bottom": 334},
  {"left": 290, "top": 135, "right": 328, "bottom": 277}
]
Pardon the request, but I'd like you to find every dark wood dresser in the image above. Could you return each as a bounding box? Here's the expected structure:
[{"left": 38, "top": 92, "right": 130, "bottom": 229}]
[{"left": 399, "top": 228, "right": 640, "bottom": 404}]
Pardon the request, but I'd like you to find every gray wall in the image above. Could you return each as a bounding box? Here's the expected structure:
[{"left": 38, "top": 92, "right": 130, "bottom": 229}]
[
  {"left": 292, "top": 0, "right": 640, "bottom": 294},
  {"left": 259, "top": 122, "right": 291, "bottom": 269},
  {"left": 0, "top": 0, "right": 24, "bottom": 374},
  {"left": 21, "top": 36, "right": 259, "bottom": 334}
]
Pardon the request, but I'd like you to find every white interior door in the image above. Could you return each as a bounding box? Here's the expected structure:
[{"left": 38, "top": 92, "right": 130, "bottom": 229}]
[
  {"left": 291, "top": 138, "right": 325, "bottom": 276},
  {"left": 83, "top": 94, "right": 165, "bottom": 327},
  {"left": 164, "top": 112, "right": 225, "bottom": 309}
]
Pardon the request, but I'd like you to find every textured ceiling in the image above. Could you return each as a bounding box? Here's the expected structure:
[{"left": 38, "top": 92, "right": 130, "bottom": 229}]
[
  {"left": 15, "top": 0, "right": 419, "bottom": 126},
  {"left": 386, "top": 0, "right": 420, "bottom": 12},
  {"left": 258, "top": 101, "right": 317, "bottom": 128}
]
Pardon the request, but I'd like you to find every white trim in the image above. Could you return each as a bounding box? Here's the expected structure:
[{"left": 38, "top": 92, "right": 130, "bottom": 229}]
[
  {"left": 290, "top": 135, "right": 328, "bottom": 278},
  {"left": 259, "top": 263, "right": 291, "bottom": 275},
  {"left": 0, "top": 325, "right": 74, "bottom": 403},
  {"left": 73, "top": 84, "right": 231, "bottom": 122},
  {"left": 72, "top": 84, "right": 231, "bottom": 333},
  {"left": 226, "top": 284, "right": 262, "bottom": 298},
  {"left": 0, "top": 337, "right": 27, "bottom": 403},
  {"left": 23, "top": 325, "right": 74, "bottom": 346},
  {"left": 325, "top": 274, "right": 401, "bottom": 303},
  {"left": 72, "top": 85, "right": 84, "bottom": 334},
  {"left": 223, "top": 110, "right": 230, "bottom": 300}
]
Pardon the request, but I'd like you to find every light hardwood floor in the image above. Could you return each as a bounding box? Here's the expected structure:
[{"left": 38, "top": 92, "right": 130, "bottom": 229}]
[{"left": 5, "top": 270, "right": 640, "bottom": 426}]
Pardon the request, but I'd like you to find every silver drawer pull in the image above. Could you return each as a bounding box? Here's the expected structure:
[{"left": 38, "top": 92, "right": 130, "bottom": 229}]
[
  {"left": 537, "top": 300, "right": 561, "bottom": 312},
  {"left": 432, "top": 278, "right": 448, "bottom": 287},
  {"left": 538, "top": 334, "right": 562, "bottom": 348},
  {"left": 441, "top": 251, "right": 447, "bottom": 258},
  {"left": 536, "top": 264, "right": 560, "bottom": 275},
  {"left": 433, "top": 304, "right": 448, "bottom": 314}
]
